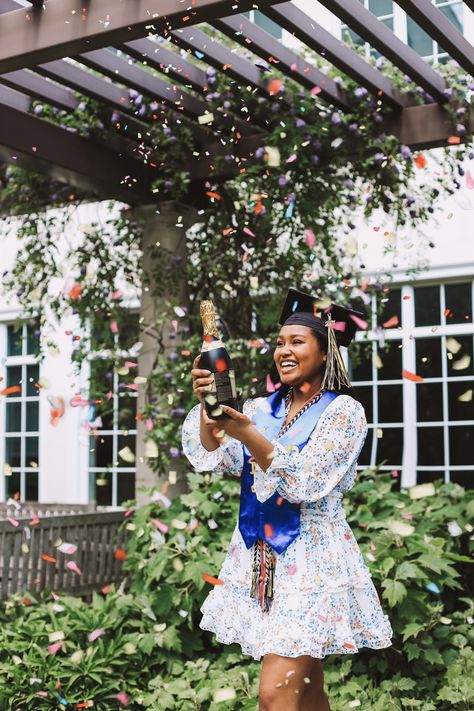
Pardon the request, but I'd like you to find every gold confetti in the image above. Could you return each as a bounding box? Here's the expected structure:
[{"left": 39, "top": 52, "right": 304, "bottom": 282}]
[
  {"left": 144, "top": 439, "right": 158, "bottom": 458},
  {"left": 264, "top": 146, "right": 281, "bottom": 167},
  {"left": 409, "top": 483, "right": 435, "bottom": 499},
  {"left": 388, "top": 520, "right": 415, "bottom": 536},
  {"left": 452, "top": 354, "right": 471, "bottom": 371},
  {"left": 373, "top": 353, "right": 383, "bottom": 369},
  {"left": 198, "top": 112, "right": 214, "bottom": 125},
  {"left": 118, "top": 446, "right": 135, "bottom": 463},
  {"left": 458, "top": 389, "right": 473, "bottom": 402},
  {"left": 445, "top": 337, "right": 462, "bottom": 354}
]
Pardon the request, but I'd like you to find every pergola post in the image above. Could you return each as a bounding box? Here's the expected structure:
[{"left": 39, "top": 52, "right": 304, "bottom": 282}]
[{"left": 134, "top": 202, "right": 196, "bottom": 505}]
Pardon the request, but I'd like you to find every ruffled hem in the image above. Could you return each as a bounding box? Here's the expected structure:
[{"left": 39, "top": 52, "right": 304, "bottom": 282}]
[{"left": 199, "top": 580, "right": 393, "bottom": 661}]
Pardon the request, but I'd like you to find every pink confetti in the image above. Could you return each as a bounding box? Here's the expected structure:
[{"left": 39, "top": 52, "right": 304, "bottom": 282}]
[
  {"left": 146, "top": 418, "right": 153, "bottom": 431},
  {"left": 243, "top": 226, "right": 256, "bottom": 237},
  {"left": 290, "top": 62, "right": 297, "bottom": 71},
  {"left": 304, "top": 228, "right": 316, "bottom": 248},
  {"left": 48, "top": 642, "right": 63, "bottom": 654},
  {"left": 466, "top": 170, "right": 474, "bottom": 189},
  {"left": 66, "top": 561, "right": 82, "bottom": 576},
  {"left": 36, "top": 692, "right": 49, "bottom": 698},
  {"left": 124, "top": 384, "right": 139, "bottom": 391},
  {"left": 51, "top": 592, "right": 60, "bottom": 600},
  {"left": 286, "top": 153, "right": 297, "bottom": 163},
  {"left": 349, "top": 313, "right": 368, "bottom": 330},
  {"left": 116, "top": 692, "right": 130, "bottom": 706},
  {"left": 7, "top": 518, "right": 19, "bottom": 528},
  {"left": 310, "top": 86, "right": 322, "bottom": 96},
  {"left": 171, "top": 319, "right": 179, "bottom": 332},
  {"left": 110, "top": 321, "right": 119, "bottom": 334},
  {"left": 151, "top": 518, "right": 169, "bottom": 533},
  {"left": 111, "top": 290, "right": 123, "bottom": 300},
  {"left": 124, "top": 361, "right": 138, "bottom": 369},
  {"left": 88, "top": 628, "right": 105, "bottom": 642},
  {"left": 266, "top": 373, "right": 276, "bottom": 393}
]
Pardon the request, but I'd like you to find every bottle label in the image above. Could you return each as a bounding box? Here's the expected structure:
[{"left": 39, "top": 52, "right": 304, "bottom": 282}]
[
  {"left": 215, "top": 369, "right": 237, "bottom": 401},
  {"left": 201, "top": 339, "right": 224, "bottom": 353}
]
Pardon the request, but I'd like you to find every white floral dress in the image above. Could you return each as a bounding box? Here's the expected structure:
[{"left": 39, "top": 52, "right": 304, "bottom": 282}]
[{"left": 181, "top": 395, "right": 393, "bottom": 661}]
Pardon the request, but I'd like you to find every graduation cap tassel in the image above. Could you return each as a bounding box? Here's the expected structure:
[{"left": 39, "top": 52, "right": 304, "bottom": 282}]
[{"left": 320, "top": 318, "right": 352, "bottom": 392}]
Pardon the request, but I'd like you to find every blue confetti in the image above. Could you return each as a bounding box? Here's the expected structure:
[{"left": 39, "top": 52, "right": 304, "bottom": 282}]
[
  {"left": 425, "top": 582, "right": 441, "bottom": 594},
  {"left": 195, "top": 50, "right": 205, "bottom": 59},
  {"left": 285, "top": 202, "right": 295, "bottom": 219}
]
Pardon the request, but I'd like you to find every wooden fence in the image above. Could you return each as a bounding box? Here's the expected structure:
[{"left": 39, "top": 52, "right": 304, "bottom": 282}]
[{"left": 0, "top": 511, "right": 128, "bottom": 599}]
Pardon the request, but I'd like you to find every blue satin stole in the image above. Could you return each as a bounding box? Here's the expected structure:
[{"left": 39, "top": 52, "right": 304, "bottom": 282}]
[{"left": 238, "top": 390, "right": 339, "bottom": 554}]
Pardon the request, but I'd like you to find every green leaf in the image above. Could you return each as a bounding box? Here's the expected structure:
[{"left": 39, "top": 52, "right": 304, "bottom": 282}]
[
  {"left": 381, "top": 578, "right": 408, "bottom": 607},
  {"left": 402, "top": 622, "right": 425, "bottom": 642}
]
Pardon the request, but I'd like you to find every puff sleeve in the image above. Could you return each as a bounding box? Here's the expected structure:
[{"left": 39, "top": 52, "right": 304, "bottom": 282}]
[
  {"left": 252, "top": 395, "right": 367, "bottom": 504},
  {"left": 181, "top": 399, "right": 261, "bottom": 475}
]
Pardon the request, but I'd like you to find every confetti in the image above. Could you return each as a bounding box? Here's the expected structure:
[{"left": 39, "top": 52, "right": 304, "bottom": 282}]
[
  {"left": 264, "top": 146, "right": 280, "bottom": 167},
  {"left": 88, "top": 629, "right": 105, "bottom": 642},
  {"left": 402, "top": 369, "right": 424, "bottom": 382},
  {"left": 7, "top": 518, "right": 20, "bottom": 527},
  {"left": 202, "top": 573, "right": 224, "bottom": 585},
  {"left": 382, "top": 315, "right": 399, "bottom": 328},
  {"left": 387, "top": 520, "right": 414, "bottom": 536},
  {"left": 115, "top": 548, "right": 127, "bottom": 561},
  {"left": 213, "top": 688, "right": 236, "bottom": 703},
  {"left": 414, "top": 153, "right": 427, "bottom": 168},
  {"left": 409, "top": 483, "right": 435, "bottom": 499},
  {"left": 425, "top": 582, "right": 441, "bottom": 594},
  {"left": 66, "top": 561, "right": 82, "bottom": 576},
  {"left": 466, "top": 170, "right": 474, "bottom": 189},
  {"left": 171, "top": 518, "right": 187, "bottom": 530},
  {"left": 451, "top": 354, "right": 471, "bottom": 371},
  {"left": 42, "top": 554, "right": 57, "bottom": 564},
  {"left": 304, "top": 228, "right": 316, "bottom": 247},
  {"left": 267, "top": 78, "right": 283, "bottom": 95},
  {"left": 151, "top": 518, "right": 169, "bottom": 534},
  {"left": 445, "top": 337, "right": 462, "bottom": 354},
  {"left": 116, "top": 692, "right": 130, "bottom": 706},
  {"left": 447, "top": 520, "right": 463, "bottom": 537},
  {"left": 118, "top": 446, "right": 135, "bottom": 463},
  {"left": 458, "top": 389, "right": 473, "bottom": 402},
  {"left": 198, "top": 112, "right": 214, "bottom": 125},
  {"left": 47, "top": 642, "right": 64, "bottom": 654},
  {"left": 144, "top": 439, "right": 158, "bottom": 458},
  {"left": 0, "top": 385, "right": 21, "bottom": 396}
]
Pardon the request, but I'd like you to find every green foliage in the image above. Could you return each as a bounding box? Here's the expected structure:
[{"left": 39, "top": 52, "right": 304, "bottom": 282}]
[{"left": 0, "top": 471, "right": 471, "bottom": 708}]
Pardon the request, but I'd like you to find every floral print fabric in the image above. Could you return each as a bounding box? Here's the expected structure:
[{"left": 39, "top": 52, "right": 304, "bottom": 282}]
[{"left": 181, "top": 395, "right": 393, "bottom": 660}]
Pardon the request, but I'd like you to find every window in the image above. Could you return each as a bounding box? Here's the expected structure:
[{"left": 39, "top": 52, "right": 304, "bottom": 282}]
[
  {"left": 88, "top": 312, "right": 139, "bottom": 507},
  {"left": 341, "top": 0, "right": 394, "bottom": 60},
  {"left": 408, "top": 0, "right": 463, "bottom": 64},
  {"left": 349, "top": 281, "right": 474, "bottom": 488},
  {"left": 243, "top": 11, "right": 282, "bottom": 39},
  {"left": 1, "top": 323, "right": 40, "bottom": 501}
]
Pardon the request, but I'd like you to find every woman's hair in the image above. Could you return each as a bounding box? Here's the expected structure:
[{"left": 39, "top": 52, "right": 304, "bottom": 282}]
[{"left": 246, "top": 327, "right": 358, "bottom": 402}]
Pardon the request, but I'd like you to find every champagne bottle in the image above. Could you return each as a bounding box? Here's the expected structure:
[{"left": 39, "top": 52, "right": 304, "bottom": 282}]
[{"left": 199, "top": 300, "right": 240, "bottom": 419}]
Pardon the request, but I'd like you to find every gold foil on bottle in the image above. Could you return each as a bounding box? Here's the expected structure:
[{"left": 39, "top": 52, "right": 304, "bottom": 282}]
[{"left": 200, "top": 300, "right": 220, "bottom": 339}]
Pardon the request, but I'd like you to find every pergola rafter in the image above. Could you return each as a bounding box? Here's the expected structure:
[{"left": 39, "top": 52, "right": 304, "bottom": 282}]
[{"left": 0, "top": 0, "right": 472, "bottom": 206}]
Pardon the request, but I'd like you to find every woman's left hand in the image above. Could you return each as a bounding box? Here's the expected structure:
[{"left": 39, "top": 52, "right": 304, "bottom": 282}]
[{"left": 203, "top": 404, "right": 253, "bottom": 442}]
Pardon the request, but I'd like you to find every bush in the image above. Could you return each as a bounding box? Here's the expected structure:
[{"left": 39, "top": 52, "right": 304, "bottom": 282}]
[{"left": 0, "top": 470, "right": 472, "bottom": 710}]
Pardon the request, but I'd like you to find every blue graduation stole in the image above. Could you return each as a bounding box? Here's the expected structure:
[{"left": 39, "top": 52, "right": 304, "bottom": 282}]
[{"left": 238, "top": 390, "right": 338, "bottom": 554}]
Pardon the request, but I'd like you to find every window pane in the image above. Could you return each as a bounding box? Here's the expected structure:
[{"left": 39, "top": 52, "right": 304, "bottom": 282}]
[
  {"left": 415, "top": 285, "right": 440, "bottom": 326},
  {"left": 89, "top": 435, "right": 113, "bottom": 468},
  {"left": 25, "top": 472, "right": 39, "bottom": 501},
  {"left": 6, "top": 366, "right": 22, "bottom": 391},
  {"left": 117, "top": 472, "right": 136, "bottom": 505},
  {"left": 418, "top": 427, "right": 444, "bottom": 465},
  {"left": 378, "top": 342, "right": 402, "bottom": 380},
  {"left": 26, "top": 365, "right": 39, "bottom": 396},
  {"left": 376, "top": 427, "right": 403, "bottom": 465},
  {"left": 25, "top": 436, "right": 39, "bottom": 466},
  {"left": 448, "top": 381, "right": 473, "bottom": 421},
  {"left": 343, "top": 27, "right": 365, "bottom": 48},
  {"left": 118, "top": 395, "right": 137, "bottom": 431},
  {"left": 369, "top": 0, "right": 393, "bottom": 15},
  {"left": 378, "top": 385, "right": 403, "bottom": 422},
  {"left": 439, "top": 2, "right": 463, "bottom": 32},
  {"left": 446, "top": 336, "right": 473, "bottom": 377},
  {"left": 407, "top": 17, "right": 433, "bottom": 56},
  {"left": 444, "top": 282, "right": 472, "bottom": 324},
  {"left": 416, "top": 470, "right": 445, "bottom": 485},
  {"left": 355, "top": 386, "right": 373, "bottom": 422},
  {"left": 449, "top": 471, "right": 473, "bottom": 489},
  {"left": 90, "top": 472, "right": 112, "bottom": 506},
  {"left": 254, "top": 11, "right": 282, "bottom": 38},
  {"left": 118, "top": 434, "right": 136, "bottom": 458},
  {"left": 416, "top": 337, "right": 442, "bottom": 378},
  {"left": 26, "top": 324, "right": 38, "bottom": 355},
  {"left": 25, "top": 401, "right": 39, "bottom": 431},
  {"left": 349, "top": 341, "right": 373, "bottom": 381},
  {"left": 358, "top": 429, "right": 372, "bottom": 466},
  {"left": 5, "top": 438, "right": 21, "bottom": 467},
  {"left": 5, "top": 471, "right": 21, "bottom": 500},
  {"left": 6, "top": 402, "right": 21, "bottom": 432},
  {"left": 417, "top": 382, "right": 443, "bottom": 421},
  {"left": 379, "top": 288, "right": 402, "bottom": 329},
  {"left": 449, "top": 427, "right": 473, "bottom": 465},
  {"left": 7, "top": 325, "right": 22, "bottom": 356}
]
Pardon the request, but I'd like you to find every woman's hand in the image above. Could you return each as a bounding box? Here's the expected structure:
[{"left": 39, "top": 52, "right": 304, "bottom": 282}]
[
  {"left": 191, "top": 354, "right": 214, "bottom": 404},
  {"left": 205, "top": 404, "right": 253, "bottom": 442}
]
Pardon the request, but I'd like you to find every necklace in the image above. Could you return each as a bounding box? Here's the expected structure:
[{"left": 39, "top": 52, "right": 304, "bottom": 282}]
[{"left": 278, "top": 387, "right": 325, "bottom": 439}]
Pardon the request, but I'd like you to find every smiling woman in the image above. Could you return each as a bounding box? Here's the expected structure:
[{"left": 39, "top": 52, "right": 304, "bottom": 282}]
[{"left": 183, "top": 288, "right": 393, "bottom": 711}]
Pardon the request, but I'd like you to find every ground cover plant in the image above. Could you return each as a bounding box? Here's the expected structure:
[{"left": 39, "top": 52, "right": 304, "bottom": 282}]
[{"left": 0, "top": 470, "right": 471, "bottom": 710}]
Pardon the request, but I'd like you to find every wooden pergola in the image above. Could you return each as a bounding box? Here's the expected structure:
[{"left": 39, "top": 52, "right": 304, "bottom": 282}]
[{"left": 0, "top": 0, "right": 473, "bottom": 205}]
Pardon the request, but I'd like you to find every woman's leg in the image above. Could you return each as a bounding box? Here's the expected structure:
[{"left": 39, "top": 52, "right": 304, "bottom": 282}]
[
  {"left": 299, "top": 658, "right": 330, "bottom": 711},
  {"left": 258, "top": 653, "right": 318, "bottom": 711}
]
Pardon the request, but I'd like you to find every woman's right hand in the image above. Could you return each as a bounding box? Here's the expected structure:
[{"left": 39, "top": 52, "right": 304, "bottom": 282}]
[{"left": 191, "top": 354, "right": 214, "bottom": 404}]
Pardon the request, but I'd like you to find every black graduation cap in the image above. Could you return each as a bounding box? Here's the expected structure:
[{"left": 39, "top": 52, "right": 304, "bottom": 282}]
[{"left": 278, "top": 288, "right": 365, "bottom": 347}]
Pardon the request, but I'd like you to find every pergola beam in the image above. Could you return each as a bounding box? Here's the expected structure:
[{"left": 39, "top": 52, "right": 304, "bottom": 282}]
[
  {"left": 264, "top": 3, "right": 413, "bottom": 110},
  {"left": 0, "top": 85, "right": 154, "bottom": 203},
  {"left": 0, "top": 0, "right": 287, "bottom": 75},
  {"left": 385, "top": 101, "right": 474, "bottom": 149},
  {"left": 213, "top": 14, "right": 351, "bottom": 111},
  {"left": 318, "top": 0, "right": 447, "bottom": 102},
  {"left": 394, "top": 0, "right": 474, "bottom": 77},
  {"left": 0, "top": 69, "right": 78, "bottom": 111}
]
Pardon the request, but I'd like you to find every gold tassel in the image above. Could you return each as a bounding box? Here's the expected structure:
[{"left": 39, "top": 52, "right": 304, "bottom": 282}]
[{"left": 320, "top": 318, "right": 352, "bottom": 392}]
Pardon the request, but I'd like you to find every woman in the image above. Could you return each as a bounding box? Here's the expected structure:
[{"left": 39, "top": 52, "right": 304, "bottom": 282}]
[{"left": 182, "top": 289, "right": 393, "bottom": 710}]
